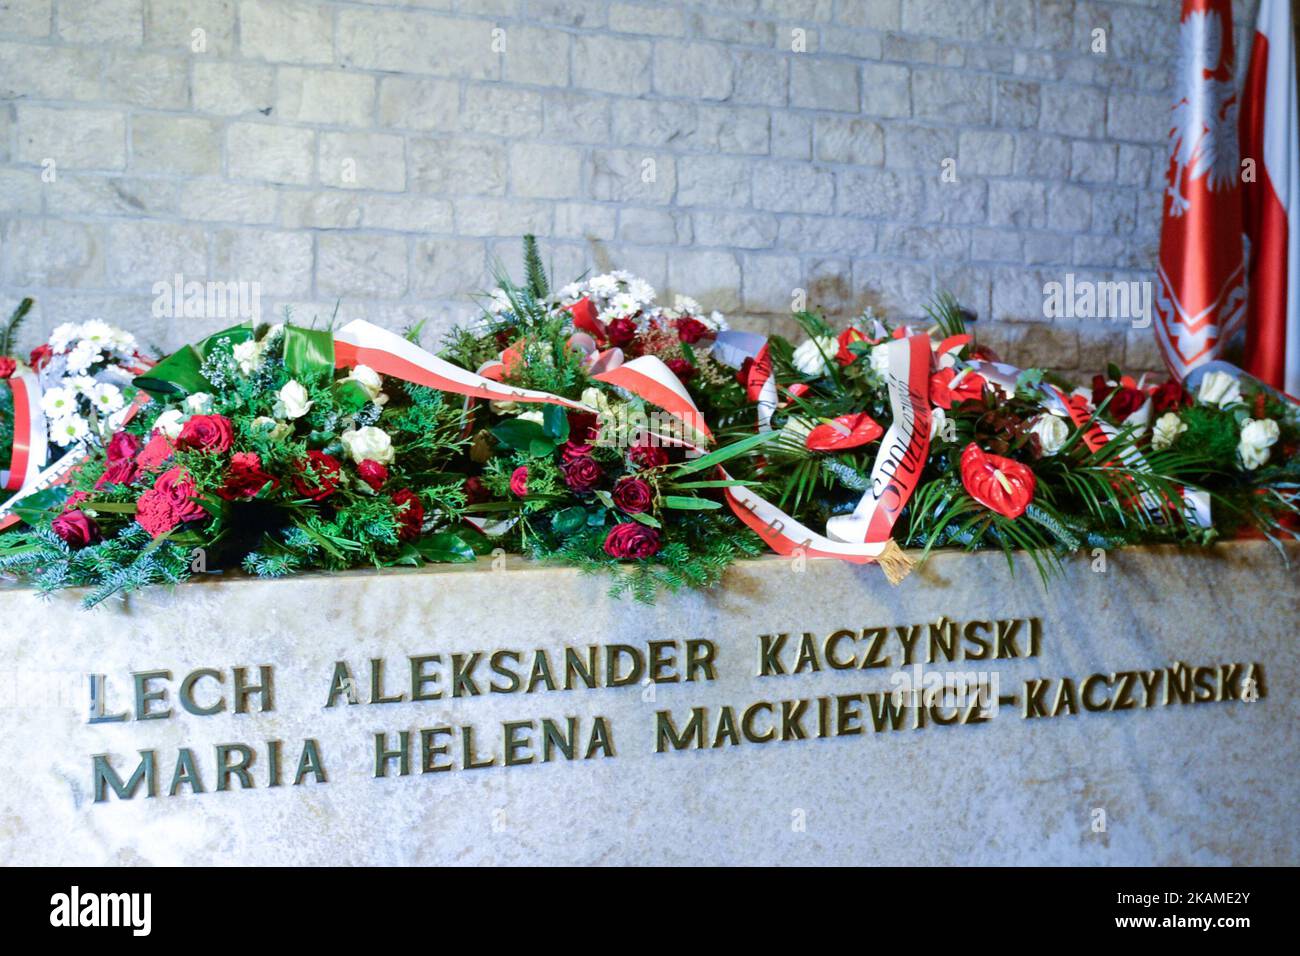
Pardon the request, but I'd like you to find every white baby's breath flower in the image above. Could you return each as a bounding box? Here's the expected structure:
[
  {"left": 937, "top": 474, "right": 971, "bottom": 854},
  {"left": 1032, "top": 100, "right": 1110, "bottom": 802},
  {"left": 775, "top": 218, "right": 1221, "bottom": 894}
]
[
  {"left": 40, "top": 386, "right": 77, "bottom": 419},
  {"left": 791, "top": 336, "right": 836, "bottom": 377},
  {"left": 340, "top": 425, "right": 395, "bottom": 465},
  {"left": 274, "top": 380, "right": 313, "bottom": 420},
  {"left": 1151, "top": 412, "right": 1188, "bottom": 451},
  {"left": 50, "top": 415, "right": 90, "bottom": 446},
  {"left": 1238, "top": 417, "right": 1280, "bottom": 470},
  {"left": 1197, "top": 370, "right": 1242, "bottom": 408},
  {"left": 153, "top": 408, "right": 186, "bottom": 439},
  {"left": 252, "top": 416, "right": 292, "bottom": 441}
]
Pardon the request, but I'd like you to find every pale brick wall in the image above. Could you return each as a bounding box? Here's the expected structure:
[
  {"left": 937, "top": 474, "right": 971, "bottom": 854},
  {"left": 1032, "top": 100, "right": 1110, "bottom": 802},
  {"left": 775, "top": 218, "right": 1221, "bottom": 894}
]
[{"left": 0, "top": 0, "right": 1266, "bottom": 376}]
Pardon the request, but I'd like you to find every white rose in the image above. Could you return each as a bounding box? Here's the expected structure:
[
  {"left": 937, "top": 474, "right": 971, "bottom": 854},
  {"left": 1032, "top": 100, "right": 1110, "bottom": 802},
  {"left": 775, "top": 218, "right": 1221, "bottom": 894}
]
[
  {"left": 232, "top": 339, "right": 264, "bottom": 375},
  {"left": 791, "top": 336, "right": 835, "bottom": 377},
  {"left": 1028, "top": 413, "right": 1069, "bottom": 456},
  {"left": 1151, "top": 412, "right": 1188, "bottom": 451},
  {"left": 274, "top": 380, "right": 313, "bottom": 420},
  {"left": 869, "top": 344, "right": 893, "bottom": 375},
  {"left": 184, "top": 392, "right": 214, "bottom": 414},
  {"left": 1238, "top": 417, "right": 1280, "bottom": 470},
  {"left": 341, "top": 426, "right": 395, "bottom": 465},
  {"left": 929, "top": 406, "right": 947, "bottom": 442},
  {"left": 153, "top": 408, "right": 186, "bottom": 439},
  {"left": 1197, "top": 370, "right": 1242, "bottom": 408},
  {"left": 252, "top": 417, "right": 293, "bottom": 441},
  {"left": 346, "top": 364, "right": 388, "bottom": 405},
  {"left": 516, "top": 410, "right": 544, "bottom": 426}
]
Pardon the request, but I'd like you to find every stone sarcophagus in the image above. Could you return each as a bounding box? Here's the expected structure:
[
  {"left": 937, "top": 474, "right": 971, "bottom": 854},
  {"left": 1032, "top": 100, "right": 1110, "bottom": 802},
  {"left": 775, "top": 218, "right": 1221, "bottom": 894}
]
[{"left": 0, "top": 540, "right": 1295, "bottom": 866}]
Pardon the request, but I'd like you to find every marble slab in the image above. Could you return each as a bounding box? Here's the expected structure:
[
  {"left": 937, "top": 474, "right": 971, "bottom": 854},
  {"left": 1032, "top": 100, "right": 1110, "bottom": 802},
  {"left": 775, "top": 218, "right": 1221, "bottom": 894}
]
[{"left": 0, "top": 540, "right": 1296, "bottom": 866}]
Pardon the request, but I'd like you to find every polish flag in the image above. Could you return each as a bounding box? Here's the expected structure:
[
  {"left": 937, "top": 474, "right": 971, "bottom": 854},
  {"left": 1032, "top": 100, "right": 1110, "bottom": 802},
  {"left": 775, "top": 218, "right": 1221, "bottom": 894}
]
[
  {"left": 1239, "top": 0, "right": 1299, "bottom": 397},
  {"left": 1154, "top": 0, "right": 1248, "bottom": 381}
]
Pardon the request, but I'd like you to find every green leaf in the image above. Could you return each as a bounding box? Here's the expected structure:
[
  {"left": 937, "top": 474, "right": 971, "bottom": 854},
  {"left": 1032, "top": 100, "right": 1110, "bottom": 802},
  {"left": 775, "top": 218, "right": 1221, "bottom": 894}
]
[
  {"left": 662, "top": 495, "right": 722, "bottom": 510},
  {"left": 283, "top": 326, "right": 335, "bottom": 380},
  {"left": 331, "top": 380, "right": 370, "bottom": 414},
  {"left": 541, "top": 403, "right": 570, "bottom": 441},
  {"left": 528, "top": 437, "right": 558, "bottom": 458},
  {"left": 133, "top": 345, "right": 210, "bottom": 398},
  {"left": 669, "top": 430, "right": 781, "bottom": 477},
  {"left": 551, "top": 506, "right": 587, "bottom": 535},
  {"left": 629, "top": 510, "right": 662, "bottom": 528},
  {"left": 415, "top": 532, "right": 477, "bottom": 563},
  {"left": 491, "top": 418, "right": 547, "bottom": 451}
]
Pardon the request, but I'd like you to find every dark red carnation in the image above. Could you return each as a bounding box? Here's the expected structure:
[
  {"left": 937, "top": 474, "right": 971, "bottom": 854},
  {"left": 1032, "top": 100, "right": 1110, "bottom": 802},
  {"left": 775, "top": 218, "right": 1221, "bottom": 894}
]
[
  {"left": 137, "top": 432, "right": 176, "bottom": 472},
  {"left": 291, "top": 451, "right": 342, "bottom": 501},
  {"left": 356, "top": 458, "right": 389, "bottom": 492},
  {"left": 176, "top": 414, "right": 234, "bottom": 454},
  {"left": 605, "top": 318, "right": 638, "bottom": 348},
  {"left": 612, "top": 477, "right": 653, "bottom": 514},
  {"left": 28, "top": 344, "right": 52, "bottom": 372},
  {"left": 510, "top": 465, "right": 529, "bottom": 497},
  {"left": 562, "top": 456, "right": 603, "bottom": 493},
  {"left": 0, "top": 356, "right": 16, "bottom": 379},
  {"left": 603, "top": 522, "right": 661, "bottom": 559},
  {"left": 52, "top": 509, "right": 99, "bottom": 548},
  {"left": 675, "top": 317, "right": 711, "bottom": 344},
  {"left": 666, "top": 358, "right": 696, "bottom": 382},
  {"left": 106, "top": 430, "right": 141, "bottom": 462},
  {"left": 135, "top": 467, "right": 207, "bottom": 538},
  {"left": 628, "top": 443, "right": 669, "bottom": 470},
  {"left": 95, "top": 457, "right": 138, "bottom": 490},
  {"left": 1091, "top": 376, "right": 1146, "bottom": 422},
  {"left": 218, "top": 451, "right": 277, "bottom": 500},
  {"left": 390, "top": 488, "right": 424, "bottom": 541}
]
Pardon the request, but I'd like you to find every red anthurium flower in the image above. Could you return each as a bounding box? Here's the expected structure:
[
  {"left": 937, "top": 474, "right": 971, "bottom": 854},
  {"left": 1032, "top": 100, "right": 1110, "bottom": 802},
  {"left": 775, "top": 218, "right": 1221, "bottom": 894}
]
[
  {"left": 835, "top": 328, "right": 868, "bottom": 366},
  {"left": 930, "top": 368, "right": 986, "bottom": 409},
  {"left": 805, "top": 412, "right": 884, "bottom": 452},
  {"left": 960, "top": 443, "right": 1036, "bottom": 519}
]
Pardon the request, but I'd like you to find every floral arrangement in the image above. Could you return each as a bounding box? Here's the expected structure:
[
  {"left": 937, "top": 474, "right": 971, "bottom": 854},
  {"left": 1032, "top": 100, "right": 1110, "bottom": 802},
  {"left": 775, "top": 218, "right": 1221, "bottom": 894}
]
[
  {"left": 2, "top": 237, "right": 1298, "bottom": 607},
  {"left": 0, "top": 322, "right": 476, "bottom": 606}
]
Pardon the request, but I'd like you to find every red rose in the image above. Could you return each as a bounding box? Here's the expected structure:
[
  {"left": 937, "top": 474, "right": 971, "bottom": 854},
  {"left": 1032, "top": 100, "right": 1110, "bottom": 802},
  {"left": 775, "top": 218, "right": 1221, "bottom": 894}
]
[
  {"left": 930, "top": 368, "right": 987, "bottom": 409},
  {"left": 356, "top": 459, "right": 389, "bottom": 492},
  {"left": 562, "top": 456, "right": 603, "bottom": 492},
  {"left": 464, "top": 476, "right": 489, "bottom": 504},
  {"left": 95, "top": 457, "right": 138, "bottom": 490},
  {"left": 606, "top": 318, "right": 638, "bottom": 348},
  {"left": 0, "top": 356, "right": 16, "bottom": 379},
  {"left": 291, "top": 451, "right": 342, "bottom": 501},
  {"left": 835, "top": 328, "right": 868, "bottom": 366},
  {"left": 676, "top": 317, "right": 711, "bottom": 344},
  {"left": 52, "top": 509, "right": 99, "bottom": 548},
  {"left": 666, "top": 358, "right": 696, "bottom": 382},
  {"left": 137, "top": 433, "right": 176, "bottom": 472},
  {"left": 390, "top": 488, "right": 424, "bottom": 541},
  {"left": 510, "top": 466, "right": 529, "bottom": 497},
  {"left": 603, "top": 522, "right": 661, "bottom": 559},
  {"left": 218, "top": 452, "right": 277, "bottom": 500},
  {"left": 135, "top": 467, "right": 206, "bottom": 538},
  {"left": 568, "top": 410, "right": 600, "bottom": 443},
  {"left": 1150, "top": 379, "right": 1189, "bottom": 414},
  {"left": 106, "top": 430, "right": 141, "bottom": 462},
  {"left": 628, "top": 443, "right": 669, "bottom": 470},
  {"left": 612, "top": 477, "right": 653, "bottom": 514},
  {"left": 176, "top": 414, "right": 234, "bottom": 454},
  {"left": 1091, "top": 376, "right": 1146, "bottom": 422},
  {"left": 561, "top": 440, "right": 594, "bottom": 462},
  {"left": 28, "top": 344, "right": 52, "bottom": 372}
]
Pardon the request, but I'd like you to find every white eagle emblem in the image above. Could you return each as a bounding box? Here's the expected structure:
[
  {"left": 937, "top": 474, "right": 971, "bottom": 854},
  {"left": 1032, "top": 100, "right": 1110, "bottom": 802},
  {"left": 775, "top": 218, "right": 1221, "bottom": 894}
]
[{"left": 1166, "top": 8, "right": 1240, "bottom": 216}]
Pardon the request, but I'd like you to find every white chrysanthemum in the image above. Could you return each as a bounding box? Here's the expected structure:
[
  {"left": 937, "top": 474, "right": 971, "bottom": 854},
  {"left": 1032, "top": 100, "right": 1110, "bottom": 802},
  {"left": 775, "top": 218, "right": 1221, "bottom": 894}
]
[
  {"left": 109, "top": 327, "right": 137, "bottom": 353},
  {"left": 588, "top": 274, "right": 619, "bottom": 298},
  {"left": 791, "top": 336, "right": 836, "bottom": 377},
  {"left": 627, "top": 279, "right": 655, "bottom": 304},
  {"left": 80, "top": 320, "right": 115, "bottom": 348},
  {"left": 603, "top": 292, "right": 641, "bottom": 319},
  {"left": 63, "top": 341, "right": 99, "bottom": 375},
  {"left": 48, "top": 323, "right": 82, "bottom": 353},
  {"left": 67, "top": 375, "right": 97, "bottom": 396},
  {"left": 50, "top": 415, "right": 90, "bottom": 446},
  {"left": 703, "top": 309, "right": 729, "bottom": 331},
  {"left": 558, "top": 282, "right": 583, "bottom": 302},
  {"left": 40, "top": 386, "right": 78, "bottom": 419},
  {"left": 673, "top": 295, "right": 702, "bottom": 316},
  {"left": 88, "top": 382, "right": 125, "bottom": 415}
]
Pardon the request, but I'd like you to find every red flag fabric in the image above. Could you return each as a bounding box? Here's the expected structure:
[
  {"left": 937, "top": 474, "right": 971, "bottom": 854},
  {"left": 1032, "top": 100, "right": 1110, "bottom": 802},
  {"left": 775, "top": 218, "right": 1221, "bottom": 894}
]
[
  {"left": 1239, "top": 0, "right": 1300, "bottom": 397},
  {"left": 1154, "top": 0, "right": 1248, "bottom": 381}
]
